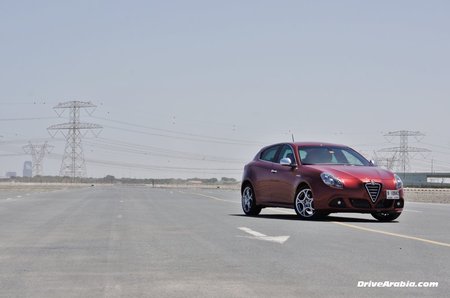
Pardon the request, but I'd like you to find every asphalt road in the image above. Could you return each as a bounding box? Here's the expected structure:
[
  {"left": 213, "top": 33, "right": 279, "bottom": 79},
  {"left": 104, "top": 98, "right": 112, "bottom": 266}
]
[{"left": 0, "top": 186, "right": 448, "bottom": 297}]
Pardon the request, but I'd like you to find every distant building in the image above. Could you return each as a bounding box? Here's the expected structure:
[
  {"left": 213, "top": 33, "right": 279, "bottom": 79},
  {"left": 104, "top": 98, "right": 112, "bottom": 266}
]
[
  {"left": 23, "top": 161, "right": 32, "bottom": 178},
  {"left": 6, "top": 172, "right": 17, "bottom": 178}
]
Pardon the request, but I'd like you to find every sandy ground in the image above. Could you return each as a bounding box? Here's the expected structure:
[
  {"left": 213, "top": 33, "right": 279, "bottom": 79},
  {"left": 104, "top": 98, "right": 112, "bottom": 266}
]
[
  {"left": 1, "top": 183, "right": 449, "bottom": 204},
  {"left": 0, "top": 183, "right": 90, "bottom": 200},
  {"left": 0, "top": 182, "right": 90, "bottom": 192},
  {"left": 403, "top": 188, "right": 450, "bottom": 204}
]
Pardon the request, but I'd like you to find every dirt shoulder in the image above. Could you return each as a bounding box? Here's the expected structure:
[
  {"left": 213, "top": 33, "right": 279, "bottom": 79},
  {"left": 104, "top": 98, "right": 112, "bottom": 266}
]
[{"left": 404, "top": 188, "right": 450, "bottom": 204}]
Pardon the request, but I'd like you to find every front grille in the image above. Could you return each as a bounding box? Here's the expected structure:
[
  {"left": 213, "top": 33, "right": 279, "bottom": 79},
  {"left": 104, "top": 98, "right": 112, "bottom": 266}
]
[{"left": 365, "top": 182, "right": 381, "bottom": 203}]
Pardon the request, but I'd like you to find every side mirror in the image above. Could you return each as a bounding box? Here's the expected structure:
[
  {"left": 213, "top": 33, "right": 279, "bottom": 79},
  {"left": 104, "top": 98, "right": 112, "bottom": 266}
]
[
  {"left": 280, "top": 158, "right": 297, "bottom": 167},
  {"left": 369, "top": 160, "right": 377, "bottom": 166}
]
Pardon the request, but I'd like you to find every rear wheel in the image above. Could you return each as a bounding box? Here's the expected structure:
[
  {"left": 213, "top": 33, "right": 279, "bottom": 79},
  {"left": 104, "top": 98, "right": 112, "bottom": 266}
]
[
  {"left": 371, "top": 211, "right": 401, "bottom": 222},
  {"left": 294, "top": 186, "right": 319, "bottom": 219},
  {"left": 241, "top": 185, "right": 262, "bottom": 216}
]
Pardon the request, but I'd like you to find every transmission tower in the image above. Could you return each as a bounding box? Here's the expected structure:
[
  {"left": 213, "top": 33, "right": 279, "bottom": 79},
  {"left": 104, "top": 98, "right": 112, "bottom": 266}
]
[
  {"left": 379, "top": 130, "right": 430, "bottom": 173},
  {"left": 372, "top": 150, "right": 397, "bottom": 170},
  {"left": 22, "top": 141, "right": 53, "bottom": 176},
  {"left": 47, "top": 101, "right": 102, "bottom": 179}
]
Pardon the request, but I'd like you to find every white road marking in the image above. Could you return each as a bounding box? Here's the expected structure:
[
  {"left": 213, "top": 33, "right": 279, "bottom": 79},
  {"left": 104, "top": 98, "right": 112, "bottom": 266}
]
[
  {"left": 239, "top": 227, "right": 266, "bottom": 237},
  {"left": 238, "top": 227, "right": 290, "bottom": 244},
  {"left": 117, "top": 214, "right": 123, "bottom": 219},
  {"left": 119, "top": 200, "right": 124, "bottom": 203},
  {"left": 16, "top": 195, "right": 22, "bottom": 198},
  {"left": 191, "top": 192, "right": 239, "bottom": 204}
]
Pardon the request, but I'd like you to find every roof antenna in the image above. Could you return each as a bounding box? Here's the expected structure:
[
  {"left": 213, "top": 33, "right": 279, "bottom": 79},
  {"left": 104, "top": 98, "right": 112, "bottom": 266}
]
[{"left": 291, "top": 133, "right": 295, "bottom": 142}]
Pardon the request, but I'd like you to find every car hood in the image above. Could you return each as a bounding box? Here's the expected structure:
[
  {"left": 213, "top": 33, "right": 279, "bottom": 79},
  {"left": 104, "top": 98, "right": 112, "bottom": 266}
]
[{"left": 305, "top": 165, "right": 394, "bottom": 181}]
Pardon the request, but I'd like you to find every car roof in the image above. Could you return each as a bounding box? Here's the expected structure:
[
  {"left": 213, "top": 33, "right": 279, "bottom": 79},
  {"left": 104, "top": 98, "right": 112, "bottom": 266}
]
[
  {"left": 293, "top": 142, "right": 348, "bottom": 148},
  {"left": 259, "top": 142, "right": 349, "bottom": 152}
]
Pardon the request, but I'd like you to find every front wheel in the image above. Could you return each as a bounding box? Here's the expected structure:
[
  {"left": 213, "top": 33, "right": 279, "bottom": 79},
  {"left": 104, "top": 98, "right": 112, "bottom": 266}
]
[
  {"left": 294, "top": 186, "right": 319, "bottom": 219},
  {"left": 371, "top": 211, "right": 401, "bottom": 222},
  {"left": 241, "top": 185, "right": 262, "bottom": 216}
]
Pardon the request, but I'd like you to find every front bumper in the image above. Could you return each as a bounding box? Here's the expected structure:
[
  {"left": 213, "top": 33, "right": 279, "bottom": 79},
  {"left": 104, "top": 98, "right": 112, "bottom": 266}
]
[{"left": 313, "top": 186, "right": 404, "bottom": 213}]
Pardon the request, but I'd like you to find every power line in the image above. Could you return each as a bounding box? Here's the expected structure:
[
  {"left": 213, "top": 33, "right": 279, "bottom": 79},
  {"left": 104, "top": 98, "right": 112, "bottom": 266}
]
[
  {"left": 0, "top": 117, "right": 57, "bottom": 121},
  {"left": 0, "top": 137, "right": 63, "bottom": 144},
  {"left": 84, "top": 138, "right": 247, "bottom": 164},
  {"left": 0, "top": 153, "right": 26, "bottom": 157},
  {"left": 92, "top": 116, "right": 264, "bottom": 146},
  {"left": 0, "top": 101, "right": 52, "bottom": 105},
  {"left": 420, "top": 142, "right": 450, "bottom": 152},
  {"left": 102, "top": 124, "right": 261, "bottom": 146},
  {"left": 47, "top": 153, "right": 241, "bottom": 174},
  {"left": 409, "top": 157, "right": 450, "bottom": 172}
]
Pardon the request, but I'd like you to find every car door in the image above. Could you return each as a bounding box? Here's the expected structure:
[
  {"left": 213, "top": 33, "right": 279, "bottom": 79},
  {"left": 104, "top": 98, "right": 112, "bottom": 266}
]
[
  {"left": 270, "top": 144, "right": 299, "bottom": 206},
  {"left": 252, "top": 144, "right": 282, "bottom": 204}
]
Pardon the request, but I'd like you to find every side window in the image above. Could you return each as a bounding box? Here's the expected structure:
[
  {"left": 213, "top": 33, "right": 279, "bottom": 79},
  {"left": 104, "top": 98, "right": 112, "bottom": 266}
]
[
  {"left": 277, "top": 145, "right": 296, "bottom": 163},
  {"left": 299, "top": 148, "right": 307, "bottom": 161},
  {"left": 260, "top": 145, "right": 280, "bottom": 162}
]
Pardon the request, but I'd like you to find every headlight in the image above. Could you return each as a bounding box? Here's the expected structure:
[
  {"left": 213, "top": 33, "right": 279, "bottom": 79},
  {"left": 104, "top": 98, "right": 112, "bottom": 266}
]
[
  {"left": 320, "top": 173, "right": 343, "bottom": 189},
  {"left": 394, "top": 174, "right": 403, "bottom": 189}
]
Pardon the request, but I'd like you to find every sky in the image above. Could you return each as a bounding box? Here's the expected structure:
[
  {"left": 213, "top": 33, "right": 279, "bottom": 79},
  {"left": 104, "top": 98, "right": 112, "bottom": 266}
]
[{"left": 1, "top": 0, "right": 450, "bottom": 179}]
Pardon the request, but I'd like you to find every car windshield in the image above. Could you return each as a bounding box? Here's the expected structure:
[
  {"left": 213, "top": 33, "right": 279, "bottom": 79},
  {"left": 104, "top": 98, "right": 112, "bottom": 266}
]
[{"left": 299, "top": 146, "right": 370, "bottom": 166}]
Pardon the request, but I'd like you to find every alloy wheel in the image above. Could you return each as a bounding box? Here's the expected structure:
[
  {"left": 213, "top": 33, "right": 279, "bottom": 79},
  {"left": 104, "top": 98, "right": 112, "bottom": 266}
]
[{"left": 295, "top": 188, "right": 315, "bottom": 218}]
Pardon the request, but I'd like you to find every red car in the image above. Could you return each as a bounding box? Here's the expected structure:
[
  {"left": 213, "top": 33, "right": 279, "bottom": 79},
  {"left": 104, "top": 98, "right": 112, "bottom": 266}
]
[{"left": 241, "top": 142, "right": 404, "bottom": 221}]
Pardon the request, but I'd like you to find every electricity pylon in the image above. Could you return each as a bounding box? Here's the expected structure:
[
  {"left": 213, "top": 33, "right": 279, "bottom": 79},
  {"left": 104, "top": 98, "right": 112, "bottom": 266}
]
[
  {"left": 372, "top": 150, "right": 397, "bottom": 170},
  {"left": 379, "top": 130, "right": 430, "bottom": 173},
  {"left": 47, "top": 101, "right": 102, "bottom": 179},
  {"left": 22, "top": 141, "right": 53, "bottom": 176}
]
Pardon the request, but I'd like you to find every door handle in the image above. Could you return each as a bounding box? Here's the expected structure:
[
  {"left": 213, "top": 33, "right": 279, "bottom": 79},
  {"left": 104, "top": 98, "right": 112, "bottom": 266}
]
[{"left": 271, "top": 169, "right": 277, "bottom": 173}]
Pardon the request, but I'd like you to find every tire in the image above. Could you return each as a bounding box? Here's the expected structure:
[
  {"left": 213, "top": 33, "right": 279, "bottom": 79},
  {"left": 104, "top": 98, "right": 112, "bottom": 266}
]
[
  {"left": 241, "top": 185, "right": 262, "bottom": 216},
  {"left": 371, "top": 211, "right": 401, "bottom": 222},
  {"left": 294, "top": 186, "right": 319, "bottom": 219}
]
